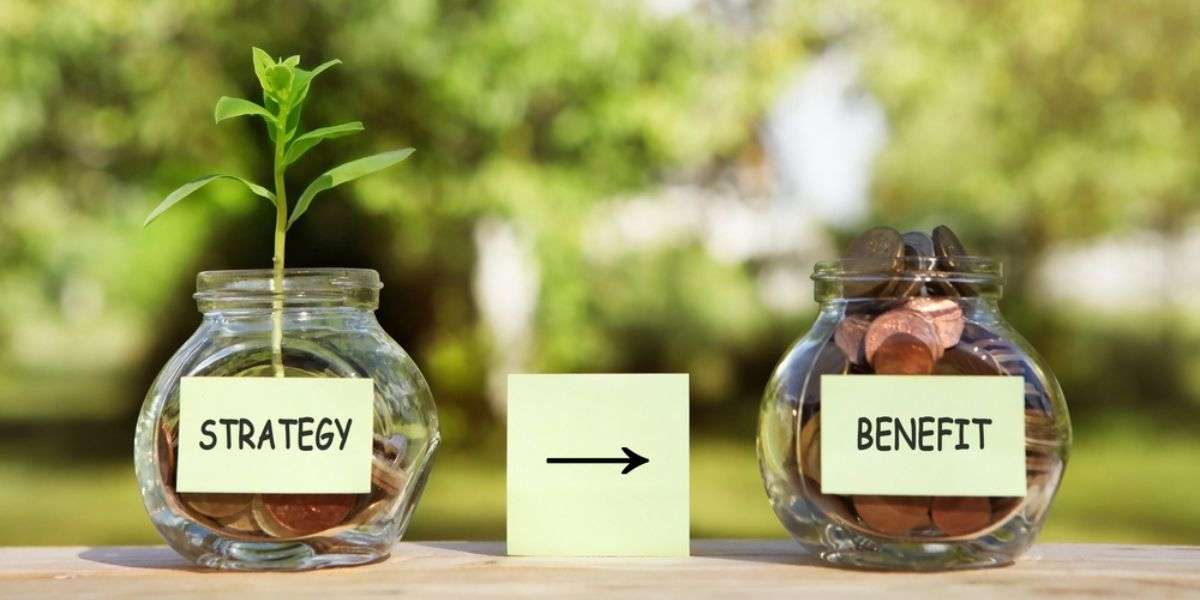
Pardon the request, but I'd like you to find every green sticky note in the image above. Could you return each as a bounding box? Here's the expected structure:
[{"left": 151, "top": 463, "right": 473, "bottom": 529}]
[
  {"left": 506, "top": 374, "right": 690, "bottom": 557},
  {"left": 176, "top": 377, "right": 374, "bottom": 494},
  {"left": 820, "top": 375, "right": 1025, "bottom": 497}
]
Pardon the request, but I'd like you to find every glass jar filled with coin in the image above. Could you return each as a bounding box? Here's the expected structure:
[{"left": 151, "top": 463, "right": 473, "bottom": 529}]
[
  {"left": 134, "top": 269, "right": 438, "bottom": 570},
  {"left": 756, "top": 226, "right": 1071, "bottom": 570}
]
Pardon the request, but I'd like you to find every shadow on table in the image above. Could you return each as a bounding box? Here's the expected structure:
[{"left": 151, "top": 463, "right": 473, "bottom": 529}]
[
  {"left": 406, "top": 541, "right": 506, "bottom": 556},
  {"left": 405, "top": 540, "right": 823, "bottom": 567},
  {"left": 689, "top": 540, "right": 824, "bottom": 567},
  {"left": 77, "top": 547, "right": 201, "bottom": 572}
]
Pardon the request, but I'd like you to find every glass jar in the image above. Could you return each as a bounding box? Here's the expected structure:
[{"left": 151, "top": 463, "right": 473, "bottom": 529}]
[
  {"left": 757, "top": 256, "right": 1071, "bottom": 570},
  {"left": 134, "top": 269, "right": 439, "bottom": 570}
]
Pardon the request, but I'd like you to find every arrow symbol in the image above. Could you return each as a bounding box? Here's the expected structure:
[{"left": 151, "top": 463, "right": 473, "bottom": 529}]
[{"left": 546, "top": 446, "right": 650, "bottom": 475}]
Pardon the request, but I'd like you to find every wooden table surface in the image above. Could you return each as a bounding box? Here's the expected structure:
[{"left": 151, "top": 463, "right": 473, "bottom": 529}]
[{"left": 2, "top": 540, "right": 1198, "bottom": 598}]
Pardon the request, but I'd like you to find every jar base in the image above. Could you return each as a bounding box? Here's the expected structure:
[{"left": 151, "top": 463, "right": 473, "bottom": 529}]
[
  {"left": 818, "top": 546, "right": 1014, "bottom": 571},
  {"left": 194, "top": 540, "right": 389, "bottom": 572}
]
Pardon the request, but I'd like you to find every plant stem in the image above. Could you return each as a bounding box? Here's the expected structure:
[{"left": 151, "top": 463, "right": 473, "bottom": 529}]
[{"left": 270, "top": 111, "right": 289, "bottom": 377}]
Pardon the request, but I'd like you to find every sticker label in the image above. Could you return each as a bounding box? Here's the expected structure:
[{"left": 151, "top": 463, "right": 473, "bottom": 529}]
[
  {"left": 506, "top": 374, "right": 690, "bottom": 557},
  {"left": 176, "top": 377, "right": 373, "bottom": 494},
  {"left": 820, "top": 375, "right": 1025, "bottom": 497}
]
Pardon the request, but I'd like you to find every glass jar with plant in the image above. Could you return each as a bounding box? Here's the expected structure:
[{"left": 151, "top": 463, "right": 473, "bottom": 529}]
[{"left": 133, "top": 48, "right": 438, "bottom": 571}]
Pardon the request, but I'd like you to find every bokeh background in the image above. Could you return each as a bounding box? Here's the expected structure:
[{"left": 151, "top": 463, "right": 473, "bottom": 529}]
[{"left": 2, "top": 0, "right": 1198, "bottom": 545}]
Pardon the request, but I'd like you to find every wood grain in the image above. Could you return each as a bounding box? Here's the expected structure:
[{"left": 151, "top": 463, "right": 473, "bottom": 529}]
[{"left": 0, "top": 540, "right": 1197, "bottom": 598}]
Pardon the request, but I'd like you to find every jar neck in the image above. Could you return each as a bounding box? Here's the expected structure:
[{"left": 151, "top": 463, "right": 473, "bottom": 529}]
[
  {"left": 811, "top": 256, "right": 1004, "bottom": 302},
  {"left": 194, "top": 269, "right": 382, "bottom": 314}
]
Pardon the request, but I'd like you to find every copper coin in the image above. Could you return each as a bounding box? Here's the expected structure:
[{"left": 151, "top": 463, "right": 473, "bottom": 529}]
[
  {"left": 871, "top": 333, "right": 935, "bottom": 375},
  {"left": 844, "top": 227, "right": 904, "bottom": 298},
  {"left": 372, "top": 454, "right": 408, "bottom": 497},
  {"left": 931, "top": 225, "right": 967, "bottom": 259},
  {"left": 931, "top": 496, "right": 992, "bottom": 536},
  {"left": 345, "top": 500, "right": 391, "bottom": 527},
  {"left": 864, "top": 309, "right": 942, "bottom": 363},
  {"left": 834, "top": 315, "right": 871, "bottom": 365},
  {"left": 261, "top": 494, "right": 358, "bottom": 536},
  {"left": 904, "top": 297, "right": 964, "bottom": 349},
  {"left": 991, "top": 496, "right": 1023, "bottom": 519},
  {"left": 931, "top": 225, "right": 979, "bottom": 296},
  {"left": 934, "top": 345, "right": 1005, "bottom": 376},
  {"left": 158, "top": 421, "right": 176, "bottom": 488},
  {"left": 853, "top": 495, "right": 931, "bottom": 535},
  {"left": 215, "top": 508, "right": 261, "bottom": 535},
  {"left": 251, "top": 495, "right": 293, "bottom": 538},
  {"left": 181, "top": 493, "right": 253, "bottom": 519},
  {"left": 802, "top": 476, "right": 855, "bottom": 523},
  {"left": 846, "top": 226, "right": 904, "bottom": 261},
  {"left": 796, "top": 414, "right": 821, "bottom": 483}
]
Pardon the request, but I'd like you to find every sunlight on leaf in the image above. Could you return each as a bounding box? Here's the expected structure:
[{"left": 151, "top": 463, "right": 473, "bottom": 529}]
[
  {"left": 213, "top": 96, "right": 276, "bottom": 125},
  {"left": 144, "top": 174, "right": 275, "bottom": 226},
  {"left": 288, "top": 148, "right": 414, "bottom": 227},
  {"left": 283, "top": 122, "right": 364, "bottom": 166}
]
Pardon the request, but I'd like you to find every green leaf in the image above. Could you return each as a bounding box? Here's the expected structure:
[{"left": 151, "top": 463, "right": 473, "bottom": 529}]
[
  {"left": 282, "top": 55, "right": 300, "bottom": 67},
  {"left": 251, "top": 47, "right": 274, "bottom": 89},
  {"left": 144, "top": 174, "right": 275, "bottom": 227},
  {"left": 289, "top": 148, "right": 413, "bottom": 227},
  {"left": 282, "top": 122, "right": 364, "bottom": 166},
  {"left": 214, "top": 96, "right": 276, "bottom": 125},
  {"left": 289, "top": 59, "right": 341, "bottom": 110}
]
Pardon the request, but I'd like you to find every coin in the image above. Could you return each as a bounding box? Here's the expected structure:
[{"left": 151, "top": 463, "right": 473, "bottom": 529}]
[
  {"left": 374, "top": 433, "right": 408, "bottom": 463},
  {"left": 871, "top": 333, "right": 935, "bottom": 375},
  {"left": 844, "top": 227, "right": 904, "bottom": 298},
  {"left": 372, "top": 453, "right": 408, "bottom": 497},
  {"left": 846, "top": 226, "right": 904, "bottom": 261},
  {"left": 158, "top": 421, "right": 176, "bottom": 488},
  {"left": 902, "top": 231, "right": 935, "bottom": 258},
  {"left": 864, "top": 309, "right": 942, "bottom": 363},
  {"left": 834, "top": 314, "right": 871, "bottom": 365},
  {"left": 904, "top": 297, "right": 964, "bottom": 349},
  {"left": 260, "top": 494, "right": 358, "bottom": 536},
  {"left": 344, "top": 499, "right": 391, "bottom": 527},
  {"left": 931, "top": 496, "right": 992, "bottom": 536},
  {"left": 802, "top": 476, "right": 857, "bottom": 524},
  {"left": 796, "top": 414, "right": 821, "bottom": 483},
  {"left": 931, "top": 225, "right": 967, "bottom": 259},
  {"left": 933, "top": 345, "right": 1005, "bottom": 376},
  {"left": 181, "top": 493, "right": 253, "bottom": 519},
  {"left": 251, "top": 494, "right": 297, "bottom": 538},
  {"left": 215, "top": 508, "right": 261, "bottom": 535},
  {"left": 991, "top": 496, "right": 1023, "bottom": 519},
  {"left": 931, "top": 225, "right": 979, "bottom": 296},
  {"left": 853, "top": 495, "right": 932, "bottom": 535}
]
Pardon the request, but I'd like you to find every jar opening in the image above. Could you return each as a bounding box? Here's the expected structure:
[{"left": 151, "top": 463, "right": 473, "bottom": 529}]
[
  {"left": 195, "top": 268, "right": 382, "bottom": 312},
  {"left": 811, "top": 256, "right": 1003, "bottom": 300}
]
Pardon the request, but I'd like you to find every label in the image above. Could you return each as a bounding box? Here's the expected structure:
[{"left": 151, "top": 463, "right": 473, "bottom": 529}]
[
  {"left": 176, "top": 377, "right": 374, "bottom": 494},
  {"left": 506, "top": 374, "right": 690, "bottom": 557},
  {"left": 819, "top": 375, "right": 1025, "bottom": 497}
]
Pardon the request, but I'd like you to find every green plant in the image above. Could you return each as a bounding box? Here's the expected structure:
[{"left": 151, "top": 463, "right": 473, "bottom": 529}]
[{"left": 144, "top": 48, "right": 413, "bottom": 376}]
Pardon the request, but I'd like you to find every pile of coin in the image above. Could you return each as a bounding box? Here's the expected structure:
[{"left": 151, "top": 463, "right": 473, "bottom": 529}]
[
  {"left": 156, "top": 420, "right": 408, "bottom": 540},
  {"left": 794, "top": 225, "right": 1064, "bottom": 540}
]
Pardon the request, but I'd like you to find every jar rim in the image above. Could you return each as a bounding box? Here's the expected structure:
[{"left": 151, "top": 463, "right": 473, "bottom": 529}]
[
  {"left": 195, "top": 268, "right": 382, "bottom": 310},
  {"left": 811, "top": 256, "right": 1003, "bottom": 283}
]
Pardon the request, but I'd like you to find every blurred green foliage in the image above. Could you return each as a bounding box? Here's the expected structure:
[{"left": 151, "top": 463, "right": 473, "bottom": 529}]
[{"left": 1, "top": 0, "right": 1198, "bottom": 545}]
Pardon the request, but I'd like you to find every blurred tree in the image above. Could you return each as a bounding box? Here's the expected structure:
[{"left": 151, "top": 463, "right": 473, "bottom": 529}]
[
  {"left": 856, "top": 0, "right": 1200, "bottom": 283},
  {"left": 0, "top": 1, "right": 812, "bottom": 441},
  {"left": 851, "top": 0, "right": 1200, "bottom": 418}
]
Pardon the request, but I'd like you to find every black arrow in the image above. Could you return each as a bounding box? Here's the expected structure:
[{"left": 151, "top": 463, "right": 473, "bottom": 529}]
[{"left": 546, "top": 446, "right": 649, "bottom": 475}]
